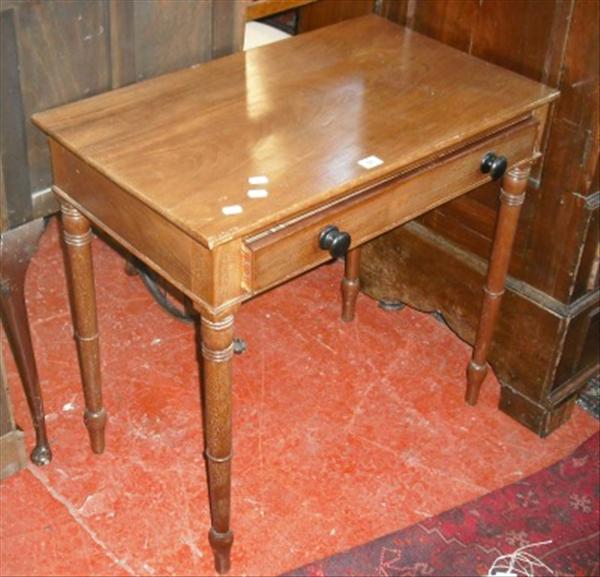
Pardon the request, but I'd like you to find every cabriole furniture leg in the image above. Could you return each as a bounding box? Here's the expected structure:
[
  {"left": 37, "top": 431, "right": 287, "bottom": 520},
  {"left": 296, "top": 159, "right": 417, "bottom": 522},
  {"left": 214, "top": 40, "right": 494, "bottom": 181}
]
[
  {"left": 342, "top": 247, "right": 361, "bottom": 322},
  {"left": 466, "top": 165, "right": 530, "bottom": 405},
  {"left": 0, "top": 219, "right": 52, "bottom": 465},
  {"left": 198, "top": 308, "right": 235, "bottom": 574},
  {"left": 60, "top": 203, "right": 106, "bottom": 453}
]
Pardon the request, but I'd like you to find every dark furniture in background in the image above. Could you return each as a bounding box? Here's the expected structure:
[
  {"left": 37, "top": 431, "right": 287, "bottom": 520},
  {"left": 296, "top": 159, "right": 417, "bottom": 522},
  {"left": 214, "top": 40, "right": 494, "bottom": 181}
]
[{"left": 0, "top": 0, "right": 242, "bottom": 469}]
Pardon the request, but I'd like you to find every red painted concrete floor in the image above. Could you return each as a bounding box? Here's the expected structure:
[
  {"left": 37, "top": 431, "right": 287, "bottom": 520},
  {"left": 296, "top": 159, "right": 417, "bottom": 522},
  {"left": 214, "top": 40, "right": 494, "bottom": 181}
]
[{"left": 1, "top": 218, "right": 598, "bottom": 577}]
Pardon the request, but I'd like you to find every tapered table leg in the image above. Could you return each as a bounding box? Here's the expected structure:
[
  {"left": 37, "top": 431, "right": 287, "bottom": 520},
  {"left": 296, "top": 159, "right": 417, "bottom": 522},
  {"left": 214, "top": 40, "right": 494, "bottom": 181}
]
[
  {"left": 60, "top": 203, "right": 106, "bottom": 453},
  {"left": 199, "top": 310, "right": 235, "bottom": 574},
  {"left": 341, "top": 247, "right": 361, "bottom": 322},
  {"left": 466, "top": 165, "right": 530, "bottom": 405},
  {"left": 0, "top": 219, "right": 52, "bottom": 465}
]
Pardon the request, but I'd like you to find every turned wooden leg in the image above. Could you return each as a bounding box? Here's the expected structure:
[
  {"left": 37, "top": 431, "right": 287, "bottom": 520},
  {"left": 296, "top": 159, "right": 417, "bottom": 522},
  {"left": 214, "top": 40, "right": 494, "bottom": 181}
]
[
  {"left": 60, "top": 203, "right": 106, "bottom": 453},
  {"left": 199, "top": 311, "right": 235, "bottom": 574},
  {"left": 466, "top": 165, "right": 530, "bottom": 405},
  {"left": 0, "top": 219, "right": 52, "bottom": 465},
  {"left": 341, "top": 247, "right": 361, "bottom": 322}
]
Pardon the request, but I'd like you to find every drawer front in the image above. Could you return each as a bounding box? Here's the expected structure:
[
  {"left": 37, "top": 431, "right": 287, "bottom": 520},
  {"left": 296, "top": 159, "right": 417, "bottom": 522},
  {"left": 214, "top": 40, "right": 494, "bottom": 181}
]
[{"left": 246, "top": 119, "right": 539, "bottom": 293}]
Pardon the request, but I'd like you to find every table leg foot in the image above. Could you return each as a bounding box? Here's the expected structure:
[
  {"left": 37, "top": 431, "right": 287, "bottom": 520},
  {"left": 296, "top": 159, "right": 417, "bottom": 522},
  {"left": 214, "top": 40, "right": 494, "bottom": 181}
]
[
  {"left": 84, "top": 408, "right": 107, "bottom": 453},
  {"left": 60, "top": 202, "right": 106, "bottom": 454},
  {"left": 30, "top": 443, "right": 53, "bottom": 466},
  {"left": 209, "top": 528, "right": 234, "bottom": 574},
  {"left": 466, "top": 165, "right": 529, "bottom": 405},
  {"left": 341, "top": 247, "right": 361, "bottom": 322},
  {"left": 466, "top": 361, "right": 488, "bottom": 405}
]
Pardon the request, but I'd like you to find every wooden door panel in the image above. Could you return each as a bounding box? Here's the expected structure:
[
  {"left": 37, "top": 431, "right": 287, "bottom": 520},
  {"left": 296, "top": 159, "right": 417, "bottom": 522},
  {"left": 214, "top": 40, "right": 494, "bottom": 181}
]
[
  {"left": 1, "top": 7, "right": 32, "bottom": 228},
  {"left": 132, "top": 0, "right": 213, "bottom": 81},
  {"left": 408, "top": 0, "right": 478, "bottom": 53}
]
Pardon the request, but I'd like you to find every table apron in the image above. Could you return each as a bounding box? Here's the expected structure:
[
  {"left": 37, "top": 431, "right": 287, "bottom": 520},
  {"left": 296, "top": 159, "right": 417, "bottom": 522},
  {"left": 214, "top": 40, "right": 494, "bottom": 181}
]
[{"left": 49, "top": 142, "right": 239, "bottom": 312}]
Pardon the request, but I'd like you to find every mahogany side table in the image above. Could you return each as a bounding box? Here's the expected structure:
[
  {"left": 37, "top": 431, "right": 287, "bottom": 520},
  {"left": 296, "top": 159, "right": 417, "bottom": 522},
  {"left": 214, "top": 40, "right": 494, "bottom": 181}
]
[{"left": 33, "top": 15, "right": 558, "bottom": 574}]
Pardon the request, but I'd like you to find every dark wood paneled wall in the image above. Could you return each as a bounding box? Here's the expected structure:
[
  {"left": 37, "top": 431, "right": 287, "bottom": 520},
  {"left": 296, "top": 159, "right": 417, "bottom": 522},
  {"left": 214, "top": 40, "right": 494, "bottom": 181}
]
[
  {"left": 361, "top": 0, "right": 599, "bottom": 435},
  {"left": 0, "top": 0, "right": 242, "bottom": 230}
]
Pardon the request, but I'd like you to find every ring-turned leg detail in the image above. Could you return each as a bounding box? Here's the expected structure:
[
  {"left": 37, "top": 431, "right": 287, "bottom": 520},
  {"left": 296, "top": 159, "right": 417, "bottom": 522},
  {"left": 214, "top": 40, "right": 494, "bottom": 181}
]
[
  {"left": 60, "top": 203, "right": 106, "bottom": 453},
  {"left": 341, "top": 247, "right": 361, "bottom": 322},
  {"left": 200, "top": 312, "right": 235, "bottom": 574},
  {"left": 466, "top": 165, "right": 530, "bottom": 405}
]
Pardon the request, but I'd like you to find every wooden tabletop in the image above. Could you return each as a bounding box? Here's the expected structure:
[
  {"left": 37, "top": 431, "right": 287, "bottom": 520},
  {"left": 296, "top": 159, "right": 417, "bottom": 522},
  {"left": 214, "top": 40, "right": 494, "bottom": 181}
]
[{"left": 33, "top": 15, "right": 558, "bottom": 248}]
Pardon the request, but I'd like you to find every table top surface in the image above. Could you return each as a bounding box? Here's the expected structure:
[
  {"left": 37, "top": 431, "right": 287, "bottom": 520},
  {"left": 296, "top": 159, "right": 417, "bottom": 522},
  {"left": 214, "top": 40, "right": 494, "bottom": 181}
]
[{"left": 34, "top": 15, "right": 558, "bottom": 248}]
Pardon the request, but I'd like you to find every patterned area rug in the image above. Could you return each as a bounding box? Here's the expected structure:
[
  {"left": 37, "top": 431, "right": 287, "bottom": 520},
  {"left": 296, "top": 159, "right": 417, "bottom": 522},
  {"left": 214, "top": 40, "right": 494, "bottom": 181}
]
[{"left": 284, "top": 433, "right": 599, "bottom": 577}]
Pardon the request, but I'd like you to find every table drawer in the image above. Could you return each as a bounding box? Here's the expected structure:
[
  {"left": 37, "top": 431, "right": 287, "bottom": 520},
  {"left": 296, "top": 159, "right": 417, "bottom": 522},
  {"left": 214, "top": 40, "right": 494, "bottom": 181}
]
[{"left": 245, "top": 118, "right": 539, "bottom": 293}]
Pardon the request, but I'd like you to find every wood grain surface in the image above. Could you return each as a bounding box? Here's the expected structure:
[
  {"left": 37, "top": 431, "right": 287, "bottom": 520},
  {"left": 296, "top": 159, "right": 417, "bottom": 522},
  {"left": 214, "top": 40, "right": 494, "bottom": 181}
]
[{"left": 33, "top": 15, "right": 557, "bottom": 248}]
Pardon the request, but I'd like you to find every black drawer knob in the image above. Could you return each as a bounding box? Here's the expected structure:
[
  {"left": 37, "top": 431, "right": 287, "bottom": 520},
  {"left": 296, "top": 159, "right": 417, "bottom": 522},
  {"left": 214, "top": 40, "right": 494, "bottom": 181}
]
[
  {"left": 319, "top": 225, "right": 351, "bottom": 259},
  {"left": 480, "top": 152, "right": 508, "bottom": 180}
]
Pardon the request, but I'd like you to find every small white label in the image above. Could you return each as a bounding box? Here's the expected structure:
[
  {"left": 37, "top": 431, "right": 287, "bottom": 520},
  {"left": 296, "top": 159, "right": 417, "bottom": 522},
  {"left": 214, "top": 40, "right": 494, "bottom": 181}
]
[
  {"left": 222, "top": 204, "right": 243, "bottom": 215},
  {"left": 247, "top": 189, "right": 269, "bottom": 199},
  {"left": 358, "top": 155, "right": 384, "bottom": 169},
  {"left": 249, "top": 175, "right": 269, "bottom": 185}
]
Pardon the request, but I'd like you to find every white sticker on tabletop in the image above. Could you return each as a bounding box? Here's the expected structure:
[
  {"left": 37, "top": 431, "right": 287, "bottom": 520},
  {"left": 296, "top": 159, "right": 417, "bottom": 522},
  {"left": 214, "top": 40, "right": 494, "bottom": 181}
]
[
  {"left": 247, "top": 189, "right": 269, "bottom": 199},
  {"left": 358, "top": 155, "right": 384, "bottom": 169},
  {"left": 222, "top": 204, "right": 243, "bottom": 215}
]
